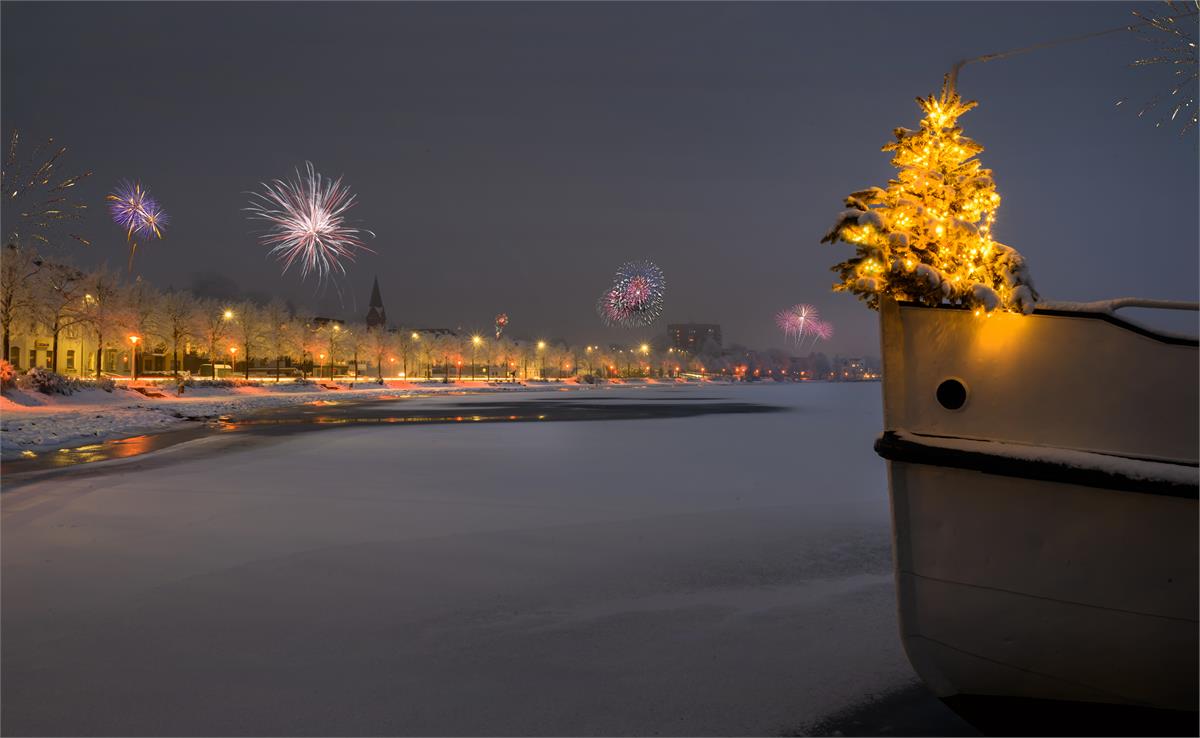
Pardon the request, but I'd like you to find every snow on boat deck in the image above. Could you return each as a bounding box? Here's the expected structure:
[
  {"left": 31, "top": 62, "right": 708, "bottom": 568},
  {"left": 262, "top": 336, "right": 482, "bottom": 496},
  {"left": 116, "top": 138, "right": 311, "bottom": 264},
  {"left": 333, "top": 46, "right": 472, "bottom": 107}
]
[{"left": 1, "top": 383, "right": 969, "bottom": 736}]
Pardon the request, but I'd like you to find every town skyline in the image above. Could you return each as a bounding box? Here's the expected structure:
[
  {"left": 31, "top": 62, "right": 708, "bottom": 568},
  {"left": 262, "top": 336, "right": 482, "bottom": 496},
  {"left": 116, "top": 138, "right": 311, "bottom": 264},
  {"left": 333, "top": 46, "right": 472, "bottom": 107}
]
[{"left": 4, "top": 2, "right": 1195, "bottom": 359}]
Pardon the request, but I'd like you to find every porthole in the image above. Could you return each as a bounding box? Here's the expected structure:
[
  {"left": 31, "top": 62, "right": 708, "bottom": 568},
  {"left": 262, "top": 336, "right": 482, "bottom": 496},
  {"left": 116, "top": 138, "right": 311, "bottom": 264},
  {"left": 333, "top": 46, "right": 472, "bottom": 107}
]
[{"left": 936, "top": 378, "right": 968, "bottom": 411}]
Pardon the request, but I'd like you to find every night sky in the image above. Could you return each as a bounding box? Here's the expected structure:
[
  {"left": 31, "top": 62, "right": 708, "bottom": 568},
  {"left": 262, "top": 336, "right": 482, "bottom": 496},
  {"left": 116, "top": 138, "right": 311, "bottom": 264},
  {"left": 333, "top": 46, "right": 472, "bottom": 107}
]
[{"left": 3, "top": 1, "right": 1196, "bottom": 356}]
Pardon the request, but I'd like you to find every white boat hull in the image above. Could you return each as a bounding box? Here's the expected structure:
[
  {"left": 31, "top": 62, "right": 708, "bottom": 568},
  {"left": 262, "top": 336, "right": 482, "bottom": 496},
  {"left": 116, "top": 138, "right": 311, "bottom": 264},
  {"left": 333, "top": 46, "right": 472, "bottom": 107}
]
[{"left": 877, "top": 299, "right": 1199, "bottom": 713}]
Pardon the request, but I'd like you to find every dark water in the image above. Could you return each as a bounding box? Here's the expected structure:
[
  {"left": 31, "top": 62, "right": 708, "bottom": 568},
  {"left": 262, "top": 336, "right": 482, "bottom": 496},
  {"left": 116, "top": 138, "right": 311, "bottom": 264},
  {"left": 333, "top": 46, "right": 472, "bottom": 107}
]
[{"left": 2, "top": 395, "right": 784, "bottom": 480}]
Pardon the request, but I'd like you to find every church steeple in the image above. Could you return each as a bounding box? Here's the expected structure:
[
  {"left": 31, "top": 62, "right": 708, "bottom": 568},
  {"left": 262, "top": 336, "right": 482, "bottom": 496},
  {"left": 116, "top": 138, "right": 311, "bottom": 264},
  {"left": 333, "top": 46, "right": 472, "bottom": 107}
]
[{"left": 366, "top": 276, "right": 387, "bottom": 329}]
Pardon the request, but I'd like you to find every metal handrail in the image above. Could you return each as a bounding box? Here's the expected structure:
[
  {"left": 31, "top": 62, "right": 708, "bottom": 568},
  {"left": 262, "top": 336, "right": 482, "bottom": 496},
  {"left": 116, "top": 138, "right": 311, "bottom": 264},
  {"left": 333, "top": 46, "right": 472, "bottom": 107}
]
[{"left": 1038, "top": 298, "right": 1200, "bottom": 313}]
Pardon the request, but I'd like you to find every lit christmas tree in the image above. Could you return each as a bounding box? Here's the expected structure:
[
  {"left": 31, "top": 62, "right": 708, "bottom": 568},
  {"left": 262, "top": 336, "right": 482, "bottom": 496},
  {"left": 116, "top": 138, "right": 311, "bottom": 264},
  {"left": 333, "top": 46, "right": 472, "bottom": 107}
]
[{"left": 821, "top": 76, "right": 1037, "bottom": 314}]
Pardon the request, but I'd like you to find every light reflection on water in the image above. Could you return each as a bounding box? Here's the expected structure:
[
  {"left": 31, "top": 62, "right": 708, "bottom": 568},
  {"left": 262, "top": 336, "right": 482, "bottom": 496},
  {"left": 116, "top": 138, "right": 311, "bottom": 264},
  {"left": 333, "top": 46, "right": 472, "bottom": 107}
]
[
  {"left": 40, "top": 434, "right": 156, "bottom": 467},
  {"left": 5, "top": 399, "right": 780, "bottom": 474}
]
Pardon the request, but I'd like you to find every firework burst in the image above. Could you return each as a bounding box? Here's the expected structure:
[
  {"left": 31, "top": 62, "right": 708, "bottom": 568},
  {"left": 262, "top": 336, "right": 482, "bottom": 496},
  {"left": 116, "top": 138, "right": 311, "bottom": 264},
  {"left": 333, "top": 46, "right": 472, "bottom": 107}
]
[
  {"left": 108, "top": 180, "right": 168, "bottom": 270},
  {"left": 775, "top": 304, "right": 820, "bottom": 343},
  {"left": 108, "top": 180, "right": 168, "bottom": 239},
  {"left": 810, "top": 318, "right": 834, "bottom": 342},
  {"left": 596, "top": 260, "right": 666, "bottom": 328},
  {"left": 246, "top": 162, "right": 374, "bottom": 283},
  {"left": 1, "top": 130, "right": 92, "bottom": 248},
  {"left": 1119, "top": 1, "right": 1199, "bottom": 135}
]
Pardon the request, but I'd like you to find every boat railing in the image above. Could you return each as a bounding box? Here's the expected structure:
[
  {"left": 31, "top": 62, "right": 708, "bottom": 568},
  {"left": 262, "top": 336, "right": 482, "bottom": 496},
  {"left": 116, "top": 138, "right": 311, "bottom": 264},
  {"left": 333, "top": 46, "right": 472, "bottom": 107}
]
[{"left": 1035, "top": 298, "right": 1198, "bottom": 345}]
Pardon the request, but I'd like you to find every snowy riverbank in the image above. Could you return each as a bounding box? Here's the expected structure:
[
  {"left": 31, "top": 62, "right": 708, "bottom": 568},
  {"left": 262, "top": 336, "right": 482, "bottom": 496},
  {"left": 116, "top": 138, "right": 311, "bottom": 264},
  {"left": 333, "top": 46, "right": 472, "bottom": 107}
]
[
  {"left": 1, "top": 382, "right": 964, "bottom": 736},
  {"left": 0, "top": 379, "right": 623, "bottom": 460}
]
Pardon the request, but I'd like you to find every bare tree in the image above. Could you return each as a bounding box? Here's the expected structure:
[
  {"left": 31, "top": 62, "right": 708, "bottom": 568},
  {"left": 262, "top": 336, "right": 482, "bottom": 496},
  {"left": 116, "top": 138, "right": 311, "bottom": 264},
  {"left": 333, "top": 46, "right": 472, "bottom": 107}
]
[
  {"left": 365, "top": 326, "right": 394, "bottom": 383},
  {"left": 78, "top": 266, "right": 125, "bottom": 379},
  {"left": 299, "top": 321, "right": 324, "bottom": 379},
  {"left": 261, "top": 300, "right": 296, "bottom": 382},
  {"left": 158, "top": 289, "right": 197, "bottom": 378},
  {"left": 33, "top": 262, "right": 88, "bottom": 374},
  {"left": 228, "top": 301, "right": 265, "bottom": 379},
  {"left": 0, "top": 243, "right": 43, "bottom": 362},
  {"left": 340, "top": 323, "right": 367, "bottom": 383},
  {"left": 119, "top": 278, "right": 160, "bottom": 378},
  {"left": 192, "top": 299, "right": 230, "bottom": 379}
]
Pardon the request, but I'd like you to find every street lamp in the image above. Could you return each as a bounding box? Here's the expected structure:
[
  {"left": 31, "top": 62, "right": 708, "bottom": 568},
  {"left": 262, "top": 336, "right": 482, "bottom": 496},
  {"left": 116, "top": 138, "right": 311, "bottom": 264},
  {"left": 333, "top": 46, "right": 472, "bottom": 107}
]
[
  {"left": 537, "top": 340, "right": 546, "bottom": 380},
  {"left": 129, "top": 335, "right": 140, "bottom": 381},
  {"left": 318, "top": 353, "right": 325, "bottom": 379},
  {"left": 229, "top": 346, "right": 237, "bottom": 375},
  {"left": 471, "top": 335, "right": 482, "bottom": 381}
]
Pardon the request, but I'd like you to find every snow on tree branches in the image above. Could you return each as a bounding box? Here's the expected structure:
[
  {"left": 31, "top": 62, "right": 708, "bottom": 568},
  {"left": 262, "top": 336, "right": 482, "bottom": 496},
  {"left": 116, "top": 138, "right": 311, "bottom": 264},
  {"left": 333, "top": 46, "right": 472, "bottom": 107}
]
[{"left": 821, "top": 76, "right": 1037, "bottom": 315}]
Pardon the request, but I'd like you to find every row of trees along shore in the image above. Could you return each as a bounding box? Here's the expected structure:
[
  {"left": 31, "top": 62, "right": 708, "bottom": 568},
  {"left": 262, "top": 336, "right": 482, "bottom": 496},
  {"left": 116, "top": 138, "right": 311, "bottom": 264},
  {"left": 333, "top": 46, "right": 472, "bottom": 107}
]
[{"left": 1, "top": 245, "right": 841, "bottom": 382}]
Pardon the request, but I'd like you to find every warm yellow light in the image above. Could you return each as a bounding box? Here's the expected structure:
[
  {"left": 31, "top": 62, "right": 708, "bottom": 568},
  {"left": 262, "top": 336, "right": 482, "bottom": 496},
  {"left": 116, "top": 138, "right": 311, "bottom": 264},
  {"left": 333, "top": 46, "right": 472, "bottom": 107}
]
[
  {"left": 537, "top": 341, "right": 546, "bottom": 350},
  {"left": 472, "top": 335, "right": 482, "bottom": 346},
  {"left": 223, "top": 309, "right": 233, "bottom": 320},
  {"left": 129, "top": 335, "right": 139, "bottom": 344},
  {"left": 639, "top": 343, "right": 649, "bottom": 354},
  {"left": 821, "top": 77, "right": 1035, "bottom": 315},
  {"left": 411, "top": 332, "right": 419, "bottom": 340}
]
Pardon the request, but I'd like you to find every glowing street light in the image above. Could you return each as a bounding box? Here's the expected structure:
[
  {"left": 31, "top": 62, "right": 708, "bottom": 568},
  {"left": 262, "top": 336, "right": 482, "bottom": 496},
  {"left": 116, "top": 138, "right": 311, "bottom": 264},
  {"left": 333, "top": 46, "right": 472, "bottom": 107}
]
[
  {"left": 129, "top": 335, "right": 140, "bottom": 381},
  {"left": 223, "top": 309, "right": 234, "bottom": 321},
  {"left": 471, "top": 335, "right": 482, "bottom": 381}
]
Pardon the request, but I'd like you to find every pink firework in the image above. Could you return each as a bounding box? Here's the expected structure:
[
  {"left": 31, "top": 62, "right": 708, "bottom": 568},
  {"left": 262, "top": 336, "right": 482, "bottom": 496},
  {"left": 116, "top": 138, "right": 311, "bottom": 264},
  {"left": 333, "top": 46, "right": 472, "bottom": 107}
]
[
  {"left": 776, "top": 304, "right": 821, "bottom": 343},
  {"left": 810, "top": 319, "right": 834, "bottom": 341},
  {"left": 246, "top": 162, "right": 374, "bottom": 283},
  {"left": 597, "top": 287, "right": 632, "bottom": 326},
  {"left": 775, "top": 309, "right": 803, "bottom": 340}
]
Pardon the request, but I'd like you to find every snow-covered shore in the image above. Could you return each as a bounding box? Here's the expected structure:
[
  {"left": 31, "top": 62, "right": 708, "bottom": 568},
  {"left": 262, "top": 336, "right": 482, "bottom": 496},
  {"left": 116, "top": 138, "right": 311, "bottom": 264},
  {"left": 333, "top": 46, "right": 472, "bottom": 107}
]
[
  {"left": 1, "top": 383, "right": 948, "bottom": 736},
  {"left": 0, "top": 380, "right": 588, "bottom": 460}
]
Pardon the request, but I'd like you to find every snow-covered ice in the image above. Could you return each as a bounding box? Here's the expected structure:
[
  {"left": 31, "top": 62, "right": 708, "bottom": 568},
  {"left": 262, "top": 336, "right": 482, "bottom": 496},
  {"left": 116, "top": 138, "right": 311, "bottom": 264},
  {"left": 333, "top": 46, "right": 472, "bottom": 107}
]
[
  {"left": 1, "top": 381, "right": 573, "bottom": 460},
  {"left": 1, "top": 383, "right": 952, "bottom": 736}
]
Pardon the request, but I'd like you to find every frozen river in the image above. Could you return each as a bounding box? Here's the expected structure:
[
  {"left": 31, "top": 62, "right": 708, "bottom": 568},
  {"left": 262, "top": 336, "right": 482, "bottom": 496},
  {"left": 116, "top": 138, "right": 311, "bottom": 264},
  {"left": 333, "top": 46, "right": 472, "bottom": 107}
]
[{"left": 2, "top": 383, "right": 973, "bottom": 735}]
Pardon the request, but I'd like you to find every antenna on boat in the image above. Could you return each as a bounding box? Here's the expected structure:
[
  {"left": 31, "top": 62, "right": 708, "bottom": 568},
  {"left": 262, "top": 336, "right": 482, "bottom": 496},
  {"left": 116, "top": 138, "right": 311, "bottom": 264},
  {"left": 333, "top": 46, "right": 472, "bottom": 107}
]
[{"left": 947, "top": 7, "right": 1200, "bottom": 93}]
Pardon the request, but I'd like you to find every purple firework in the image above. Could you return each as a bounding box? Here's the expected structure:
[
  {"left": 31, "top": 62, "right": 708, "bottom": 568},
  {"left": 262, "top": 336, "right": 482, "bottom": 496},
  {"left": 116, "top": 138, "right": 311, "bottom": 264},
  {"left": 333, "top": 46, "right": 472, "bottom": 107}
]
[
  {"left": 108, "top": 180, "right": 168, "bottom": 240},
  {"left": 108, "top": 180, "right": 168, "bottom": 270},
  {"left": 246, "top": 162, "right": 374, "bottom": 283}
]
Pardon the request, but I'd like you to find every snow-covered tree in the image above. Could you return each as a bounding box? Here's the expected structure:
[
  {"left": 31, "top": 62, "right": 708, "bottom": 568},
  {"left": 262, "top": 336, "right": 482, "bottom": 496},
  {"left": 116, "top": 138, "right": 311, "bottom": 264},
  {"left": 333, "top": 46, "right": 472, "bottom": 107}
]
[
  {"left": 821, "top": 76, "right": 1037, "bottom": 314},
  {"left": 364, "top": 325, "right": 394, "bottom": 382},
  {"left": 33, "top": 261, "right": 88, "bottom": 374},
  {"left": 157, "top": 289, "right": 197, "bottom": 378},
  {"left": 121, "top": 278, "right": 160, "bottom": 360},
  {"left": 78, "top": 266, "right": 125, "bottom": 379},
  {"left": 260, "top": 300, "right": 297, "bottom": 381},
  {"left": 0, "top": 244, "right": 43, "bottom": 362},
  {"left": 228, "top": 301, "right": 265, "bottom": 379},
  {"left": 339, "top": 323, "right": 368, "bottom": 382},
  {"left": 192, "top": 299, "right": 230, "bottom": 379}
]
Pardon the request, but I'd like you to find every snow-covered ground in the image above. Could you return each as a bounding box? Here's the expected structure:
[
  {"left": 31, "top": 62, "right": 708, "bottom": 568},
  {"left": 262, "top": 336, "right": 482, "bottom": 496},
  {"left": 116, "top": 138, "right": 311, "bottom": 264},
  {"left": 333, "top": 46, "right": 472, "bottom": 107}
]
[
  {"left": 1, "top": 383, "right": 969, "bottom": 736},
  {"left": 1, "top": 380, "right": 588, "bottom": 460}
]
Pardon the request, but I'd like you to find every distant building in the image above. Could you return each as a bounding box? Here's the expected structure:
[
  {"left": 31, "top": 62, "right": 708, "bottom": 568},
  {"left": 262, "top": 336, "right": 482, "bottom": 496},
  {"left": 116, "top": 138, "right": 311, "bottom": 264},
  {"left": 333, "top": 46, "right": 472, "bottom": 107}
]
[
  {"left": 836, "top": 357, "right": 866, "bottom": 381},
  {"left": 668, "top": 323, "right": 721, "bottom": 353},
  {"left": 365, "top": 276, "right": 387, "bottom": 329}
]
